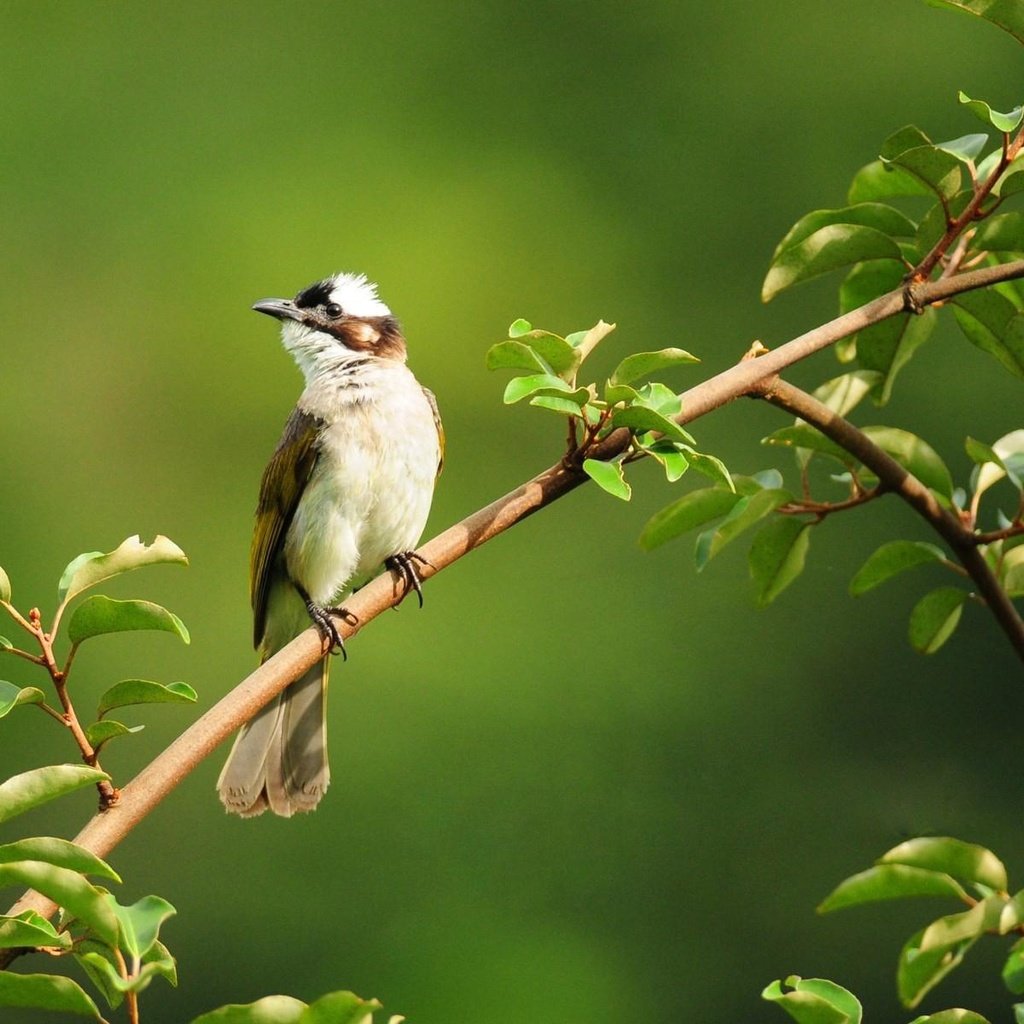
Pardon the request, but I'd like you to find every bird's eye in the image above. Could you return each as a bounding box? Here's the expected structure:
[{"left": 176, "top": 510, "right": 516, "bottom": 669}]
[{"left": 325, "top": 303, "right": 343, "bottom": 319}]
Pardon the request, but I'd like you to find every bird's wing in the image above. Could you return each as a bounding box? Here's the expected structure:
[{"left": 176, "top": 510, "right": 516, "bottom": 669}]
[
  {"left": 422, "top": 386, "right": 445, "bottom": 476},
  {"left": 250, "top": 407, "right": 322, "bottom": 648}
]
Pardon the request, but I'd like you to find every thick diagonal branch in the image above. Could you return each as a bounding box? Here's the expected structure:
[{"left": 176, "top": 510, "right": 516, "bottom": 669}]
[
  {"left": 3, "top": 257, "right": 1024, "bottom": 939},
  {"left": 751, "top": 375, "right": 1024, "bottom": 661}
]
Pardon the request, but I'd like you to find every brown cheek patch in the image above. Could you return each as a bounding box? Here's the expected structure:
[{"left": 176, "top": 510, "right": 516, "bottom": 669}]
[
  {"left": 365, "top": 316, "right": 408, "bottom": 360},
  {"left": 330, "top": 316, "right": 407, "bottom": 360}
]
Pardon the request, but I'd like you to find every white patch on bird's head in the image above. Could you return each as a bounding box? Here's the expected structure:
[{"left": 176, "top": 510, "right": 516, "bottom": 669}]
[{"left": 324, "top": 272, "right": 391, "bottom": 318}]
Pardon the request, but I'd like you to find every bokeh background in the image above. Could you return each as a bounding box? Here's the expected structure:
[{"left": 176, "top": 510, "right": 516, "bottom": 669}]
[{"left": 3, "top": 2, "right": 1024, "bottom": 1021}]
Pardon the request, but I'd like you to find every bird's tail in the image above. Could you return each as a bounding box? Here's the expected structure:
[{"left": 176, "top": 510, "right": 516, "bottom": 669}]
[{"left": 217, "top": 657, "right": 330, "bottom": 817}]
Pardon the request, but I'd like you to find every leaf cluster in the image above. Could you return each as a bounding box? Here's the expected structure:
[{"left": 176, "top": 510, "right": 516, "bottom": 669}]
[
  {"left": 487, "top": 319, "right": 731, "bottom": 500},
  {"left": 765, "top": 835, "right": 1024, "bottom": 1024},
  {"left": 1, "top": 536, "right": 195, "bottom": 758},
  {"left": 0, "top": 764, "right": 177, "bottom": 1020},
  {"left": 765, "top": 95, "right": 1024, "bottom": 404}
]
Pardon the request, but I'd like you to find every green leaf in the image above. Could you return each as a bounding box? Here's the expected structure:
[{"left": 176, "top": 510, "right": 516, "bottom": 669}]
[
  {"left": 858, "top": 307, "right": 936, "bottom": 405},
  {"left": 1001, "top": 889, "right": 1024, "bottom": 933},
  {"left": 880, "top": 125, "right": 933, "bottom": 160},
  {"left": 965, "top": 435, "right": 1005, "bottom": 470},
  {"left": 762, "top": 224, "right": 903, "bottom": 302},
  {"left": 762, "top": 425, "right": 854, "bottom": 467},
  {"left": 861, "top": 426, "right": 955, "bottom": 500},
  {"left": 0, "top": 764, "right": 110, "bottom": 825},
  {"left": 57, "top": 535, "right": 188, "bottom": 606},
  {"left": 529, "top": 395, "right": 588, "bottom": 416},
  {"left": 514, "top": 329, "right": 581, "bottom": 379},
  {"left": 0, "top": 567, "right": 10, "bottom": 603},
  {"left": 761, "top": 975, "right": 862, "bottom": 1024},
  {"left": 999, "top": 167, "right": 1024, "bottom": 198},
  {"left": 883, "top": 145, "right": 963, "bottom": 202},
  {"left": 568, "top": 319, "right": 616, "bottom": 361},
  {"left": 697, "top": 489, "right": 793, "bottom": 569},
  {"left": 951, "top": 289, "right": 1024, "bottom": 379},
  {"left": 0, "top": 680, "right": 45, "bottom": 719},
  {"left": 813, "top": 371, "right": 884, "bottom": 418},
  {"left": 839, "top": 258, "right": 903, "bottom": 312},
  {"left": 190, "top": 995, "right": 309, "bottom": 1024},
  {"left": 502, "top": 372, "right": 572, "bottom": 404},
  {"left": 508, "top": 318, "right": 532, "bottom": 338},
  {"left": 908, "top": 587, "right": 968, "bottom": 654},
  {"left": 0, "top": 861, "right": 118, "bottom": 945},
  {"left": 973, "top": 212, "right": 1024, "bottom": 253},
  {"left": 975, "top": 429, "right": 1024, "bottom": 496},
  {"left": 898, "top": 920, "right": 977, "bottom": 1009},
  {"left": 744, "top": 469, "right": 785, "bottom": 491},
  {"left": 300, "top": 991, "right": 383, "bottom": 1024},
  {"left": 959, "top": 91, "right": 1024, "bottom": 134},
  {"left": 85, "top": 720, "right": 145, "bottom": 750},
  {"left": 611, "top": 405, "right": 695, "bottom": 444},
  {"left": 75, "top": 941, "right": 127, "bottom": 1009},
  {"left": 0, "top": 838, "right": 120, "bottom": 882},
  {"left": 67, "top": 597, "right": 191, "bottom": 646},
  {"left": 609, "top": 347, "right": 700, "bottom": 386},
  {"left": 634, "top": 381, "right": 683, "bottom": 417},
  {"left": 109, "top": 894, "right": 176, "bottom": 959},
  {"left": 604, "top": 382, "right": 640, "bottom": 406},
  {"left": 141, "top": 938, "right": 178, "bottom": 988},
  {"left": 685, "top": 451, "right": 734, "bottom": 489},
  {"left": 748, "top": 517, "right": 811, "bottom": 607},
  {"left": 0, "top": 913, "right": 71, "bottom": 951},
  {"left": 849, "top": 540, "right": 947, "bottom": 595},
  {"left": 582, "top": 459, "right": 631, "bottom": 501},
  {"left": 880, "top": 836, "right": 1008, "bottom": 890},
  {"left": 1002, "top": 545, "right": 1024, "bottom": 597},
  {"left": 818, "top": 863, "right": 969, "bottom": 912},
  {"left": 0, "top": 972, "right": 103, "bottom": 1019},
  {"left": 485, "top": 340, "right": 546, "bottom": 373},
  {"left": 772, "top": 203, "right": 918, "bottom": 260},
  {"left": 847, "top": 160, "right": 932, "bottom": 203},
  {"left": 97, "top": 679, "right": 197, "bottom": 718},
  {"left": 837, "top": 260, "right": 936, "bottom": 401},
  {"left": 1006, "top": 937, "right": 1024, "bottom": 994},
  {"left": 639, "top": 488, "right": 742, "bottom": 550},
  {"left": 912, "top": 1012, "right": 992, "bottom": 1024},
  {"left": 643, "top": 440, "right": 690, "bottom": 482},
  {"left": 936, "top": 132, "right": 990, "bottom": 163}
]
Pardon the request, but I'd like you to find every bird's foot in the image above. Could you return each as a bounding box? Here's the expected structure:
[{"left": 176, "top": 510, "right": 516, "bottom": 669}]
[
  {"left": 298, "top": 587, "right": 348, "bottom": 659},
  {"left": 385, "top": 550, "right": 433, "bottom": 608}
]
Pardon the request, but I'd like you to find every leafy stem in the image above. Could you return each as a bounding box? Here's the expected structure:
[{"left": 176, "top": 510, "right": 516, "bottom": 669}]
[
  {"left": 5, "top": 603, "right": 118, "bottom": 809},
  {"left": 750, "top": 375, "right": 1024, "bottom": 662},
  {"left": 915, "top": 124, "right": 1024, "bottom": 279}
]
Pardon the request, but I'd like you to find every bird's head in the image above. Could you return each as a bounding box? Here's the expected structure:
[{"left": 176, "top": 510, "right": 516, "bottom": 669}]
[{"left": 253, "top": 272, "right": 406, "bottom": 380}]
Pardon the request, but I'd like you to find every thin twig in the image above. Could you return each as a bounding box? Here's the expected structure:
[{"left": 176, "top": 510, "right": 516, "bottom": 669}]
[{"left": 915, "top": 128, "right": 1024, "bottom": 280}]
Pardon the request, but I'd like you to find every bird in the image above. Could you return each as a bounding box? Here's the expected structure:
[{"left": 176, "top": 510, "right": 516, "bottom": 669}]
[{"left": 217, "top": 272, "right": 443, "bottom": 817}]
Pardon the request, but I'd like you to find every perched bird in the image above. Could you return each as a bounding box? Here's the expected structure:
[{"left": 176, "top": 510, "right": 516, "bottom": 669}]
[{"left": 217, "top": 272, "right": 443, "bottom": 817}]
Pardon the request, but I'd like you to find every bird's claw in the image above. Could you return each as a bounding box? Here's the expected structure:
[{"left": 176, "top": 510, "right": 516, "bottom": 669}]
[
  {"left": 386, "top": 550, "right": 432, "bottom": 607},
  {"left": 300, "top": 589, "right": 348, "bottom": 660}
]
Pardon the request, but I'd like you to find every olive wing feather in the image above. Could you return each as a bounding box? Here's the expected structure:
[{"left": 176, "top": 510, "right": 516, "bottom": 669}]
[
  {"left": 423, "top": 386, "right": 445, "bottom": 476},
  {"left": 249, "top": 408, "right": 322, "bottom": 648}
]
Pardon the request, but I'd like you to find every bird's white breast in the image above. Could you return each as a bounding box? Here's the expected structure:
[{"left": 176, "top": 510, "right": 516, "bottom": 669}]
[{"left": 284, "top": 363, "right": 439, "bottom": 607}]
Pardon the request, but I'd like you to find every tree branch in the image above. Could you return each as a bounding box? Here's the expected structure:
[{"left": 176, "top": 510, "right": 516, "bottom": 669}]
[
  {"left": 750, "top": 375, "right": 1024, "bottom": 661},
  {"left": 4, "top": 256, "right": 1024, "bottom": 936}
]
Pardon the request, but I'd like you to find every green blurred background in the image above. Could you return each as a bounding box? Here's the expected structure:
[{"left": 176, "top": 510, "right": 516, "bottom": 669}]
[{"left": 3, "top": 2, "right": 1023, "bottom": 1021}]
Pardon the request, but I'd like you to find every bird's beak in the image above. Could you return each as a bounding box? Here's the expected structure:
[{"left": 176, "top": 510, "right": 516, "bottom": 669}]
[{"left": 252, "top": 298, "right": 304, "bottom": 322}]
